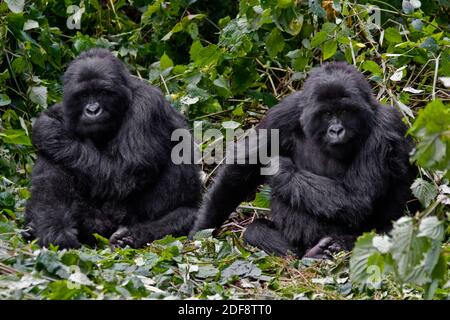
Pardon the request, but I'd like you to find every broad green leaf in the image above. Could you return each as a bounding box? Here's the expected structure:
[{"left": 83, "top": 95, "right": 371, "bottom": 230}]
[
  {"left": 349, "top": 232, "right": 380, "bottom": 283},
  {"left": 5, "top": 0, "right": 24, "bottom": 13},
  {"left": 160, "top": 53, "right": 173, "bottom": 70},
  {"left": 411, "top": 178, "right": 438, "bottom": 207},
  {"left": 277, "top": 0, "right": 293, "bottom": 8},
  {"left": 265, "top": 28, "right": 285, "bottom": 58},
  {"left": 253, "top": 185, "right": 271, "bottom": 208},
  {"left": 23, "top": 19, "right": 39, "bottom": 31},
  {"left": 221, "top": 260, "right": 262, "bottom": 279},
  {"left": 362, "top": 61, "right": 382, "bottom": 75},
  {"left": 29, "top": 86, "right": 47, "bottom": 107},
  {"left": 322, "top": 40, "right": 337, "bottom": 60},
  {"left": 213, "top": 76, "right": 232, "bottom": 98},
  {"left": 196, "top": 265, "right": 219, "bottom": 279},
  {"left": 384, "top": 27, "right": 402, "bottom": 44},
  {"left": 192, "top": 228, "right": 214, "bottom": 240},
  {"left": 0, "top": 129, "right": 31, "bottom": 146},
  {"left": 0, "top": 93, "right": 11, "bottom": 106},
  {"left": 308, "top": 0, "right": 326, "bottom": 17},
  {"left": 418, "top": 216, "right": 444, "bottom": 240},
  {"left": 390, "top": 217, "right": 429, "bottom": 282},
  {"left": 189, "top": 41, "right": 223, "bottom": 67},
  {"left": 311, "top": 31, "right": 327, "bottom": 48}
]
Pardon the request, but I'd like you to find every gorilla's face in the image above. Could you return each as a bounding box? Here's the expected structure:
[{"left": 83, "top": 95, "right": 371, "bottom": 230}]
[
  {"left": 66, "top": 86, "right": 128, "bottom": 140},
  {"left": 62, "top": 51, "right": 132, "bottom": 142},
  {"left": 301, "top": 83, "right": 374, "bottom": 158}
]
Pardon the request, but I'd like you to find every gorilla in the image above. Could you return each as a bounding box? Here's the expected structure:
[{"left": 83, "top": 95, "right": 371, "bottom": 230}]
[
  {"left": 25, "top": 48, "right": 201, "bottom": 249},
  {"left": 191, "top": 62, "right": 417, "bottom": 259}
]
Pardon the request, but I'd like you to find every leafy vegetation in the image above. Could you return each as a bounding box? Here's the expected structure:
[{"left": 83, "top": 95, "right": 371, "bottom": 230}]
[{"left": 0, "top": 0, "right": 449, "bottom": 299}]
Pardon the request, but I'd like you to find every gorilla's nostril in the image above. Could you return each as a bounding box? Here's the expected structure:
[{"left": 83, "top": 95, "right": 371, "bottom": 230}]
[
  {"left": 84, "top": 103, "right": 102, "bottom": 117},
  {"left": 328, "top": 125, "right": 345, "bottom": 138}
]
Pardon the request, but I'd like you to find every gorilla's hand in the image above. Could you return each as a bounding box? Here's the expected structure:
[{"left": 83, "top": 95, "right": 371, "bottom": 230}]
[
  {"left": 109, "top": 226, "right": 135, "bottom": 248},
  {"left": 109, "top": 226, "right": 155, "bottom": 249},
  {"left": 32, "top": 107, "right": 73, "bottom": 157},
  {"left": 39, "top": 228, "right": 81, "bottom": 249}
]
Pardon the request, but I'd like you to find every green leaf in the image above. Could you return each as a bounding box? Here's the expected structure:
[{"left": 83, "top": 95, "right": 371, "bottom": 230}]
[
  {"left": 160, "top": 53, "right": 173, "bottom": 70},
  {"left": 11, "top": 57, "right": 27, "bottom": 74},
  {"left": 350, "top": 233, "right": 382, "bottom": 285},
  {"left": 277, "top": 0, "right": 293, "bottom": 8},
  {"left": 322, "top": 40, "right": 337, "bottom": 60},
  {"left": 29, "top": 86, "right": 47, "bottom": 107},
  {"left": 196, "top": 265, "right": 219, "bottom": 279},
  {"left": 265, "top": 28, "right": 285, "bottom": 58},
  {"left": 418, "top": 216, "right": 444, "bottom": 240},
  {"left": 192, "top": 229, "right": 214, "bottom": 240},
  {"left": 253, "top": 185, "right": 271, "bottom": 208},
  {"left": 384, "top": 27, "right": 402, "bottom": 44},
  {"left": 411, "top": 178, "right": 438, "bottom": 207},
  {"left": 23, "top": 19, "right": 39, "bottom": 31},
  {"left": 0, "top": 129, "right": 31, "bottom": 146},
  {"left": 221, "top": 260, "right": 262, "bottom": 279},
  {"left": 311, "top": 31, "right": 328, "bottom": 48},
  {"left": 213, "top": 76, "right": 232, "bottom": 98},
  {"left": 0, "top": 93, "right": 11, "bottom": 106},
  {"left": 309, "top": 0, "right": 326, "bottom": 17},
  {"left": 362, "top": 61, "right": 382, "bottom": 75},
  {"left": 189, "top": 41, "right": 223, "bottom": 67},
  {"left": 5, "top": 0, "right": 24, "bottom": 13},
  {"left": 390, "top": 217, "right": 429, "bottom": 282}
]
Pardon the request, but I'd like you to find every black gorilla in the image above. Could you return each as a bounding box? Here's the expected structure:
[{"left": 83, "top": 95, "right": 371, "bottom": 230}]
[
  {"left": 25, "top": 48, "right": 201, "bottom": 249},
  {"left": 191, "top": 62, "right": 417, "bottom": 258}
]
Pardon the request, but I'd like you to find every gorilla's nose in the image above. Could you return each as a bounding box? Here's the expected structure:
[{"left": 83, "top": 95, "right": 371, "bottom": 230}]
[
  {"left": 328, "top": 124, "right": 345, "bottom": 139},
  {"left": 84, "top": 102, "right": 102, "bottom": 118}
]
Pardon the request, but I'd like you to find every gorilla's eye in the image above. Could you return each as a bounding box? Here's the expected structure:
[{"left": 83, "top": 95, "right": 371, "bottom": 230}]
[{"left": 79, "top": 91, "right": 89, "bottom": 99}]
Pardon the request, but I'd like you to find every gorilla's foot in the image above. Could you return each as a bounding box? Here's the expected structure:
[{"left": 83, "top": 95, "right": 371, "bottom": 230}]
[
  {"left": 303, "top": 237, "right": 345, "bottom": 260},
  {"left": 109, "top": 226, "right": 135, "bottom": 248}
]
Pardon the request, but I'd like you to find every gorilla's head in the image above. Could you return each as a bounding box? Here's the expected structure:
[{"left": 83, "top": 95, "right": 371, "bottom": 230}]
[
  {"left": 300, "top": 62, "right": 376, "bottom": 158},
  {"left": 63, "top": 48, "right": 133, "bottom": 142}
]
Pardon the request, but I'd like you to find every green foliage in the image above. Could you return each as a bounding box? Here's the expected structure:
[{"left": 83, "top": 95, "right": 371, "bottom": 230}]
[
  {"left": 409, "top": 100, "right": 450, "bottom": 175},
  {"left": 350, "top": 216, "right": 447, "bottom": 299},
  {"left": 0, "top": 0, "right": 449, "bottom": 299}
]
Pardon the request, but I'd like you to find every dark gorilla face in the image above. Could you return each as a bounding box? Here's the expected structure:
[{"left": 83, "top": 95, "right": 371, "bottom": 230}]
[
  {"left": 62, "top": 49, "right": 133, "bottom": 142},
  {"left": 300, "top": 62, "right": 376, "bottom": 158}
]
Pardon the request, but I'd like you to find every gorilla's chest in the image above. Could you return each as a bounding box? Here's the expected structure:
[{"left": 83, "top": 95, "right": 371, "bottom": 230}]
[{"left": 292, "top": 139, "right": 347, "bottom": 178}]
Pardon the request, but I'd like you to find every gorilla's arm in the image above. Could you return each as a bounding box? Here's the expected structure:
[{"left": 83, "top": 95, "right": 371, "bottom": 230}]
[
  {"left": 191, "top": 93, "right": 302, "bottom": 233},
  {"left": 32, "top": 88, "right": 172, "bottom": 198},
  {"left": 192, "top": 164, "right": 264, "bottom": 232}
]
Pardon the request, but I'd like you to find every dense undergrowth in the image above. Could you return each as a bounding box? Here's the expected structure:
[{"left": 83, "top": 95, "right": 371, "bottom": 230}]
[{"left": 0, "top": 0, "right": 449, "bottom": 299}]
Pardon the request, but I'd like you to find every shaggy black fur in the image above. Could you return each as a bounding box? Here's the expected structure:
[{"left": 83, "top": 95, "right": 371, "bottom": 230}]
[
  {"left": 191, "top": 62, "right": 417, "bottom": 258},
  {"left": 24, "top": 48, "right": 201, "bottom": 249}
]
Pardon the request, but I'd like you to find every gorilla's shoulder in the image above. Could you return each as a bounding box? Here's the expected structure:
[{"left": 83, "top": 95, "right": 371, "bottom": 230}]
[
  {"left": 39, "top": 103, "right": 64, "bottom": 119},
  {"left": 261, "top": 91, "right": 304, "bottom": 129},
  {"left": 128, "top": 76, "right": 189, "bottom": 129},
  {"left": 376, "top": 104, "right": 408, "bottom": 135}
]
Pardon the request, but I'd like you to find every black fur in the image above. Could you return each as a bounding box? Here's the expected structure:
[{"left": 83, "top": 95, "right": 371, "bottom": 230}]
[
  {"left": 191, "top": 62, "right": 417, "bottom": 258},
  {"left": 25, "top": 48, "right": 201, "bottom": 249}
]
